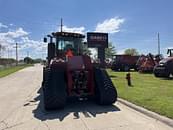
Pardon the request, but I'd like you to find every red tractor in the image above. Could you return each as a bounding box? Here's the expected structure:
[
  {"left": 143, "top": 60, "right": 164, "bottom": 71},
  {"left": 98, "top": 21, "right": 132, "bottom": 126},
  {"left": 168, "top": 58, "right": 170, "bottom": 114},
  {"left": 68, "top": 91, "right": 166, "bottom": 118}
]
[
  {"left": 42, "top": 31, "right": 117, "bottom": 110},
  {"left": 154, "top": 49, "right": 173, "bottom": 78}
]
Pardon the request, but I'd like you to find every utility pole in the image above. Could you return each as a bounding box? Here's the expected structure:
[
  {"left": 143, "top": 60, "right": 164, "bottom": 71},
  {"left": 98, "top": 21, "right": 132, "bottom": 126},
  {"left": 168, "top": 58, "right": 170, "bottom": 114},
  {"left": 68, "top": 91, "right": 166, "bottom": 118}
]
[
  {"left": 15, "top": 43, "right": 18, "bottom": 66},
  {"left": 158, "top": 33, "right": 160, "bottom": 55}
]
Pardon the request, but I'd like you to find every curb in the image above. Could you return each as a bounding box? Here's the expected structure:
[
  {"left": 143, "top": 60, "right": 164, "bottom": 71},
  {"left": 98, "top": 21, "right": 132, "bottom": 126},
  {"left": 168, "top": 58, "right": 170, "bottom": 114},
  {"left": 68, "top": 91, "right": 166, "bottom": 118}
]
[{"left": 117, "top": 98, "right": 173, "bottom": 128}]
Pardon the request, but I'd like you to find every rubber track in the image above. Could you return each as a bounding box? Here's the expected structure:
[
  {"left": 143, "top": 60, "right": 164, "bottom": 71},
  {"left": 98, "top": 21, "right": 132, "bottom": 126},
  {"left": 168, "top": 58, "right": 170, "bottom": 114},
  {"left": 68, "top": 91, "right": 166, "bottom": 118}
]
[
  {"left": 94, "top": 68, "right": 117, "bottom": 105},
  {"left": 43, "top": 68, "right": 67, "bottom": 110}
]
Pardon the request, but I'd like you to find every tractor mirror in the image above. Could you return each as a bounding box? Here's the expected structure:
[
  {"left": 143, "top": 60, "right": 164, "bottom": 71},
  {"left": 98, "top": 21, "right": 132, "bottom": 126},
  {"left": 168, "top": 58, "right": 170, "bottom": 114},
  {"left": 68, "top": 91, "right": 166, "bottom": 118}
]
[{"left": 44, "top": 37, "right": 47, "bottom": 43}]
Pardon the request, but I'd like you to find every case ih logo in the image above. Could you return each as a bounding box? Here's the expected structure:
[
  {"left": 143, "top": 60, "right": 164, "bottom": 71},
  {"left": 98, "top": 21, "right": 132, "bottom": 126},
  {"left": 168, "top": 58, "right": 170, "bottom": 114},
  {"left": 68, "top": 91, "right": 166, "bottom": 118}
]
[
  {"left": 87, "top": 32, "right": 108, "bottom": 48},
  {"left": 89, "top": 35, "right": 107, "bottom": 42}
]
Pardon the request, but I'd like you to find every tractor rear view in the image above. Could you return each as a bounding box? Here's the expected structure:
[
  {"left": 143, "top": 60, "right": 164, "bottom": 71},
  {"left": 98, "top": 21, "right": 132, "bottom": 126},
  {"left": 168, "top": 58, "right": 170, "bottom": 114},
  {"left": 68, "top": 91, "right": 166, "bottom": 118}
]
[{"left": 42, "top": 30, "right": 117, "bottom": 110}]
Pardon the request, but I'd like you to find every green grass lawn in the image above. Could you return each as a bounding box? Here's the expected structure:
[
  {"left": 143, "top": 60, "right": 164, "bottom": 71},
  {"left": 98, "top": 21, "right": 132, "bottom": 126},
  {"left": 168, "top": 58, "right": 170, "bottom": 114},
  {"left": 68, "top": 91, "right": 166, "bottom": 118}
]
[
  {"left": 107, "top": 69, "right": 173, "bottom": 119},
  {"left": 0, "top": 64, "right": 33, "bottom": 78}
]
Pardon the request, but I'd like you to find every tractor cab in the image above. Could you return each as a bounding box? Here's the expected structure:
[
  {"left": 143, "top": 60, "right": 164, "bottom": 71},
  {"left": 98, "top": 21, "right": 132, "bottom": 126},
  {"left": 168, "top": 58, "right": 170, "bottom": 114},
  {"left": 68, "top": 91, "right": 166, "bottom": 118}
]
[
  {"left": 44, "top": 32, "right": 86, "bottom": 64},
  {"left": 53, "top": 32, "right": 85, "bottom": 55}
]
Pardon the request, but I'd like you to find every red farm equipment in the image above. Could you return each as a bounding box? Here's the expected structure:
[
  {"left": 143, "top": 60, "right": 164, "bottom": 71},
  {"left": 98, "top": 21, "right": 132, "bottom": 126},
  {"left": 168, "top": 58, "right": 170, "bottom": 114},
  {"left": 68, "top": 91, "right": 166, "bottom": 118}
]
[
  {"left": 42, "top": 30, "right": 117, "bottom": 110},
  {"left": 111, "top": 55, "right": 139, "bottom": 71},
  {"left": 136, "top": 53, "right": 162, "bottom": 73}
]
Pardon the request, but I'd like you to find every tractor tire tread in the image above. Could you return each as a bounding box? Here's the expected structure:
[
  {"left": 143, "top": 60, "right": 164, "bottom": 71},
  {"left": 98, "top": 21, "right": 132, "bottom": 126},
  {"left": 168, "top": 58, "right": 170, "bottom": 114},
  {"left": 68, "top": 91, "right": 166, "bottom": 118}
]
[{"left": 43, "top": 68, "right": 67, "bottom": 110}]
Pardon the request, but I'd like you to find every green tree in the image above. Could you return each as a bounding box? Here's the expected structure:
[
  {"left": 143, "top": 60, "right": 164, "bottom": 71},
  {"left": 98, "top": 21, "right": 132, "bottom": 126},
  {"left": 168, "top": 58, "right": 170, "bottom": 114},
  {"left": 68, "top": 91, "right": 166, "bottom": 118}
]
[
  {"left": 105, "top": 42, "right": 116, "bottom": 59},
  {"left": 24, "top": 57, "right": 34, "bottom": 64},
  {"left": 34, "top": 58, "right": 43, "bottom": 63},
  {"left": 124, "top": 48, "right": 139, "bottom": 56}
]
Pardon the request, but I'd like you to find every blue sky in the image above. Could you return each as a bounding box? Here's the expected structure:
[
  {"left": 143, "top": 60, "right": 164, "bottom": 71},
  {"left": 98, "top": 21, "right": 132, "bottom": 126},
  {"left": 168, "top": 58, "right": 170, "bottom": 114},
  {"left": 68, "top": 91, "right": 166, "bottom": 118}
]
[{"left": 0, "top": 0, "right": 173, "bottom": 59}]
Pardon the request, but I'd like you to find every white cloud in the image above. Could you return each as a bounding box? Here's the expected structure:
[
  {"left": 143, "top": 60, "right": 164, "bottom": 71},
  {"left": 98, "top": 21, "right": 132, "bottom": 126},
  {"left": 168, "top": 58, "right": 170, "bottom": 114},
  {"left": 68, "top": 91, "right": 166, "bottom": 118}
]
[
  {"left": 15, "top": 37, "right": 46, "bottom": 59},
  {"left": 165, "top": 47, "right": 173, "bottom": 50},
  {"left": 0, "top": 28, "right": 29, "bottom": 46},
  {"left": 0, "top": 26, "right": 45, "bottom": 59},
  {"left": 6, "top": 28, "right": 28, "bottom": 38},
  {"left": 59, "top": 25, "right": 85, "bottom": 34},
  {"left": 117, "top": 49, "right": 126, "bottom": 54},
  {"left": 0, "top": 22, "right": 8, "bottom": 29},
  {"left": 9, "top": 23, "right": 14, "bottom": 26},
  {"left": 95, "top": 17, "right": 125, "bottom": 33},
  {"left": 20, "top": 37, "right": 46, "bottom": 52}
]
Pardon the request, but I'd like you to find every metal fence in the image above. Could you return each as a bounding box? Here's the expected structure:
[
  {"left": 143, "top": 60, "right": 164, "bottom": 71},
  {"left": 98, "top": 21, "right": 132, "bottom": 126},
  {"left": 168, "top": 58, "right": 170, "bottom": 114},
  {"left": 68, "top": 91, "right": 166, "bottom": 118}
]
[{"left": 0, "top": 58, "right": 25, "bottom": 70}]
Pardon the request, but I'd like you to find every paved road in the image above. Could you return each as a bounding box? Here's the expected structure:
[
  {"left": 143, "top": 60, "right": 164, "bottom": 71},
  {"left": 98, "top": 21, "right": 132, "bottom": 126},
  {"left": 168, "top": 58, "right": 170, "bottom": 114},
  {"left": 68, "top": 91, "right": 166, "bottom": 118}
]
[{"left": 0, "top": 64, "right": 172, "bottom": 130}]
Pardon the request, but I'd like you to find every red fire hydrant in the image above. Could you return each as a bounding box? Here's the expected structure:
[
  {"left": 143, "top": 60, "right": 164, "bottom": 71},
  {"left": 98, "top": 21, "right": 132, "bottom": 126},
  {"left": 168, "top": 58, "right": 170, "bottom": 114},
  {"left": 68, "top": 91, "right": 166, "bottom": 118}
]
[{"left": 126, "top": 72, "right": 131, "bottom": 86}]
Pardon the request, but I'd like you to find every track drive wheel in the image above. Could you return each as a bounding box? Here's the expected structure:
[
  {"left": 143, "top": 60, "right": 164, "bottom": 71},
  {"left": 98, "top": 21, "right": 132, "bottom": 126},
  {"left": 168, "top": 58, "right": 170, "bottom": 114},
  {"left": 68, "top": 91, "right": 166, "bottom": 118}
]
[
  {"left": 43, "top": 68, "right": 67, "bottom": 110},
  {"left": 94, "top": 68, "right": 117, "bottom": 105}
]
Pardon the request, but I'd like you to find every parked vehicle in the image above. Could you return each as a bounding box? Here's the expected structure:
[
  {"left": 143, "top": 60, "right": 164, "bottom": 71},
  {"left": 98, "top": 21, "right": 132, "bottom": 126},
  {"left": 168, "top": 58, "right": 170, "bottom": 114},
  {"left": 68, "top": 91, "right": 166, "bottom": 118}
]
[
  {"left": 111, "top": 55, "right": 139, "bottom": 71},
  {"left": 154, "top": 49, "right": 173, "bottom": 78},
  {"left": 136, "top": 53, "right": 162, "bottom": 73}
]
